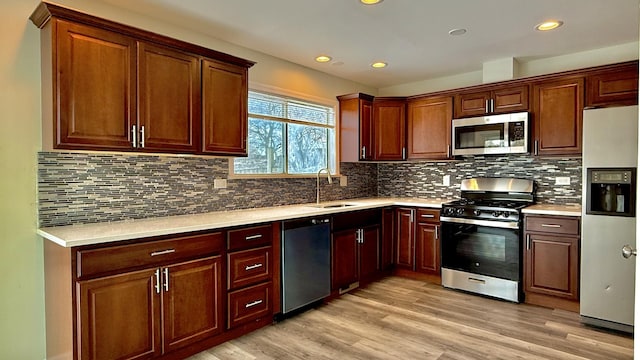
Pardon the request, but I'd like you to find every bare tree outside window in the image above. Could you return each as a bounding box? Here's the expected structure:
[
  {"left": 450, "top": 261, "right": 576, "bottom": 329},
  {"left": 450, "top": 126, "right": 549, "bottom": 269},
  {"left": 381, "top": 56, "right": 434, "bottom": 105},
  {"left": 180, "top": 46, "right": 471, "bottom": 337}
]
[{"left": 234, "top": 91, "right": 336, "bottom": 175}]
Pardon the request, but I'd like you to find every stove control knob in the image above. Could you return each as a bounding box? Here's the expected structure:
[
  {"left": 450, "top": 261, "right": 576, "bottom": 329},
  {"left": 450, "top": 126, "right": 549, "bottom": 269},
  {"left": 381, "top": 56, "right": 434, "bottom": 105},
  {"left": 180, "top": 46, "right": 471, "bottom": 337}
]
[
  {"left": 473, "top": 210, "right": 482, "bottom": 216},
  {"left": 492, "top": 211, "right": 501, "bottom": 217},
  {"left": 502, "top": 212, "right": 510, "bottom": 218},
  {"left": 456, "top": 208, "right": 465, "bottom": 216}
]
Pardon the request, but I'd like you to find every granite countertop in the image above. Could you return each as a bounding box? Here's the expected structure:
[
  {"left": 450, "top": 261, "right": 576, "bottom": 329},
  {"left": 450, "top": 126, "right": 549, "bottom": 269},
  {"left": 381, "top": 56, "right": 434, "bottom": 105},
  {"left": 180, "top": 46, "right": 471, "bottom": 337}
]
[
  {"left": 38, "top": 197, "right": 450, "bottom": 248},
  {"left": 521, "top": 204, "right": 582, "bottom": 217}
]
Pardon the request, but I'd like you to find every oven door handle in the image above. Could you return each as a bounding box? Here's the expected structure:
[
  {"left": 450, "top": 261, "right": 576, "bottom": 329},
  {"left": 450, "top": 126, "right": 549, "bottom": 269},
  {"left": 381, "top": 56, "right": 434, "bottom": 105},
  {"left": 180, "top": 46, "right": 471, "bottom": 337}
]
[{"left": 440, "top": 216, "right": 519, "bottom": 229}]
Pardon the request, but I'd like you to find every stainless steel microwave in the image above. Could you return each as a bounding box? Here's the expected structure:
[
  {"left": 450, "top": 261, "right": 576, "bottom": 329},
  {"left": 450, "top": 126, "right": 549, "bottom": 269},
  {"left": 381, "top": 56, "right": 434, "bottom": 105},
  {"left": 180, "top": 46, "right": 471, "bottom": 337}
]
[{"left": 451, "top": 112, "right": 529, "bottom": 156}]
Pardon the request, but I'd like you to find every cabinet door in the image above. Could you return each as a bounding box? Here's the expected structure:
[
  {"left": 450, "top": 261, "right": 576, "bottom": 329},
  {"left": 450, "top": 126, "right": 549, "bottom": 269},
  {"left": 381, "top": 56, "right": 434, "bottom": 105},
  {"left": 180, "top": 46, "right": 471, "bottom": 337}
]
[
  {"left": 407, "top": 96, "right": 452, "bottom": 160},
  {"left": 586, "top": 63, "right": 639, "bottom": 107},
  {"left": 55, "top": 20, "right": 136, "bottom": 150},
  {"left": 373, "top": 99, "right": 406, "bottom": 160},
  {"left": 533, "top": 77, "right": 584, "bottom": 155},
  {"left": 394, "top": 208, "right": 414, "bottom": 270},
  {"left": 77, "top": 269, "right": 161, "bottom": 360},
  {"left": 524, "top": 233, "right": 579, "bottom": 300},
  {"left": 162, "top": 256, "right": 223, "bottom": 353},
  {"left": 360, "top": 225, "right": 381, "bottom": 281},
  {"left": 360, "top": 99, "right": 375, "bottom": 160},
  {"left": 202, "top": 59, "right": 248, "bottom": 155},
  {"left": 454, "top": 91, "right": 491, "bottom": 118},
  {"left": 138, "top": 42, "right": 200, "bottom": 153},
  {"left": 332, "top": 229, "right": 359, "bottom": 291},
  {"left": 381, "top": 208, "right": 395, "bottom": 270},
  {"left": 492, "top": 85, "right": 529, "bottom": 114},
  {"left": 415, "top": 222, "right": 440, "bottom": 275}
]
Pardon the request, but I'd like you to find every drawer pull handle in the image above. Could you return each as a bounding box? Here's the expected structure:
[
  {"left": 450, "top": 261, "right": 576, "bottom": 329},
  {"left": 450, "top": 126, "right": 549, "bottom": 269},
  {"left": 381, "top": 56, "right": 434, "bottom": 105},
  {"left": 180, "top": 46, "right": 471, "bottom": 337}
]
[
  {"left": 245, "top": 263, "right": 263, "bottom": 271},
  {"left": 245, "top": 299, "right": 263, "bottom": 308},
  {"left": 245, "top": 234, "right": 263, "bottom": 240},
  {"left": 468, "top": 277, "right": 486, "bottom": 284},
  {"left": 151, "top": 249, "right": 176, "bottom": 256},
  {"left": 420, "top": 214, "right": 435, "bottom": 218},
  {"left": 540, "top": 224, "right": 561, "bottom": 228}
]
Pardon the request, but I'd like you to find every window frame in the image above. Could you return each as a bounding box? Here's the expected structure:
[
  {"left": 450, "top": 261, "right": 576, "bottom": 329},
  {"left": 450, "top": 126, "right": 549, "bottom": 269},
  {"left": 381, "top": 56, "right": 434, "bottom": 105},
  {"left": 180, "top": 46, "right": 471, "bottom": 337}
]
[{"left": 229, "top": 83, "right": 340, "bottom": 179}]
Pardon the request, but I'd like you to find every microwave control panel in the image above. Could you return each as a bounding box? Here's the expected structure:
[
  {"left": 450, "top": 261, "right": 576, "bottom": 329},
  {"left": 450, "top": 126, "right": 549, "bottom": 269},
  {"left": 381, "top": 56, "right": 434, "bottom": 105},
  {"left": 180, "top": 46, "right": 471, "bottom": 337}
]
[{"left": 508, "top": 121, "right": 526, "bottom": 145}]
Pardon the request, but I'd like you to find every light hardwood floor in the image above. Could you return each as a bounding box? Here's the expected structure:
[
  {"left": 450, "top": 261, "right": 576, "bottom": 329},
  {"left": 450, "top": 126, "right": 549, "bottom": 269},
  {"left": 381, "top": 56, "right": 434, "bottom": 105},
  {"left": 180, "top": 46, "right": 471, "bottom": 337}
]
[{"left": 189, "top": 277, "right": 633, "bottom": 360}]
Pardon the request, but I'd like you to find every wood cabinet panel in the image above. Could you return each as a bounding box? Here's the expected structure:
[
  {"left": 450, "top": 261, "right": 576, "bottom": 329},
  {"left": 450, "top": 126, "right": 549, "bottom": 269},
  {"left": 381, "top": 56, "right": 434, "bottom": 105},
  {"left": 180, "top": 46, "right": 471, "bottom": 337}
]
[
  {"left": 138, "top": 42, "right": 200, "bottom": 152},
  {"left": 373, "top": 99, "right": 406, "bottom": 160},
  {"left": 55, "top": 20, "right": 136, "bottom": 150},
  {"left": 228, "top": 246, "right": 272, "bottom": 290},
  {"left": 395, "top": 208, "right": 414, "bottom": 270},
  {"left": 202, "top": 59, "right": 248, "bottom": 155},
  {"left": 415, "top": 222, "right": 440, "bottom": 275},
  {"left": 227, "top": 282, "right": 272, "bottom": 329},
  {"left": 162, "top": 256, "right": 223, "bottom": 353},
  {"left": 455, "top": 91, "right": 491, "bottom": 117},
  {"left": 360, "top": 225, "right": 381, "bottom": 281},
  {"left": 76, "top": 232, "right": 224, "bottom": 279},
  {"left": 332, "top": 229, "right": 359, "bottom": 291},
  {"left": 227, "top": 224, "right": 273, "bottom": 251},
  {"left": 533, "top": 77, "right": 584, "bottom": 155},
  {"left": 407, "top": 96, "right": 452, "bottom": 160},
  {"left": 493, "top": 85, "right": 529, "bottom": 113},
  {"left": 587, "top": 63, "right": 639, "bottom": 107},
  {"left": 525, "top": 233, "right": 579, "bottom": 300},
  {"left": 525, "top": 216, "right": 580, "bottom": 235},
  {"left": 77, "top": 268, "right": 161, "bottom": 360},
  {"left": 381, "top": 208, "right": 395, "bottom": 271},
  {"left": 454, "top": 85, "right": 528, "bottom": 118}
]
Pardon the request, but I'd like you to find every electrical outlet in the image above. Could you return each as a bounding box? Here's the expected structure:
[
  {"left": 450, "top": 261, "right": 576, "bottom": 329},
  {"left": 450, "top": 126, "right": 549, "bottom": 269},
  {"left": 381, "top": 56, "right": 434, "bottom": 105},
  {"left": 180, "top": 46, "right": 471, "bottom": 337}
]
[
  {"left": 340, "top": 176, "right": 348, "bottom": 187},
  {"left": 555, "top": 176, "right": 571, "bottom": 185},
  {"left": 213, "top": 178, "right": 227, "bottom": 189},
  {"left": 443, "top": 175, "right": 450, "bottom": 186}
]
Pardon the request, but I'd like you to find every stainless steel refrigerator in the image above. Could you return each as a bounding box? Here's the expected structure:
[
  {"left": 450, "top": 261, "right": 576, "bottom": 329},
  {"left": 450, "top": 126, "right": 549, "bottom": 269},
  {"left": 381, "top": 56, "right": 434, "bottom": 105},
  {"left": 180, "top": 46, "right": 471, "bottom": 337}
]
[{"left": 581, "top": 105, "right": 638, "bottom": 333}]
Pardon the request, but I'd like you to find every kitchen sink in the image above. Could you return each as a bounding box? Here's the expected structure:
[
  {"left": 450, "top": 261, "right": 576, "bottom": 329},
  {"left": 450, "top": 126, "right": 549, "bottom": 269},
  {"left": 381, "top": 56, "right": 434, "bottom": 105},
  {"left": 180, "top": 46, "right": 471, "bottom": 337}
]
[{"left": 310, "top": 203, "right": 357, "bottom": 209}]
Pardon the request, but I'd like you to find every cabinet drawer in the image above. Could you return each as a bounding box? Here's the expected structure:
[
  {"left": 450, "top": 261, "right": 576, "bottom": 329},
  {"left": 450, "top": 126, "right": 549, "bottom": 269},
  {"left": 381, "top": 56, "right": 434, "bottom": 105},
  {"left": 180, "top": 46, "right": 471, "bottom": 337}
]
[
  {"left": 228, "top": 246, "right": 272, "bottom": 290},
  {"left": 227, "top": 224, "right": 272, "bottom": 251},
  {"left": 525, "top": 216, "right": 580, "bottom": 235},
  {"left": 228, "top": 282, "right": 272, "bottom": 329},
  {"left": 417, "top": 208, "right": 440, "bottom": 223},
  {"left": 76, "top": 232, "right": 224, "bottom": 278}
]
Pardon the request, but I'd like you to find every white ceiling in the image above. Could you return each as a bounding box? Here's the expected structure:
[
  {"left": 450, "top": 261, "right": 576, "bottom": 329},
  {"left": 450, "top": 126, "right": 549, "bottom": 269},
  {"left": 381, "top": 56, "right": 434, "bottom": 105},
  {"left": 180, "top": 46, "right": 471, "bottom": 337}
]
[{"left": 99, "top": 0, "right": 639, "bottom": 88}]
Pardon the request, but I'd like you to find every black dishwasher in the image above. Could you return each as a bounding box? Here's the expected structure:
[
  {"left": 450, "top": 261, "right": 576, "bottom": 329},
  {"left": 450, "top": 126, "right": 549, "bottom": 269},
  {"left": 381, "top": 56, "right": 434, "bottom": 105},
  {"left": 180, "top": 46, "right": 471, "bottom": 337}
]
[{"left": 281, "top": 218, "right": 331, "bottom": 314}]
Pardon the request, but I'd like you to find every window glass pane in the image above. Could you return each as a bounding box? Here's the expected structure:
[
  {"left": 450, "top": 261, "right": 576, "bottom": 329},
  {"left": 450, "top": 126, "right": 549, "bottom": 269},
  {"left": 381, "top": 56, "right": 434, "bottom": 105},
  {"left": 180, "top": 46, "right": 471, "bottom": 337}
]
[
  {"left": 287, "top": 102, "right": 335, "bottom": 126},
  {"left": 248, "top": 92, "right": 285, "bottom": 118},
  {"left": 234, "top": 118, "right": 284, "bottom": 174},
  {"left": 287, "top": 123, "right": 328, "bottom": 174}
]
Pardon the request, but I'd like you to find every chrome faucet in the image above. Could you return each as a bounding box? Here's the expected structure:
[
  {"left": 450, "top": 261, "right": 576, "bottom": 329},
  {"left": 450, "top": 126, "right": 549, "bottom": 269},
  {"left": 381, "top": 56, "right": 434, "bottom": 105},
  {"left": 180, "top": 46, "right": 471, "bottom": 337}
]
[{"left": 316, "top": 168, "right": 332, "bottom": 204}]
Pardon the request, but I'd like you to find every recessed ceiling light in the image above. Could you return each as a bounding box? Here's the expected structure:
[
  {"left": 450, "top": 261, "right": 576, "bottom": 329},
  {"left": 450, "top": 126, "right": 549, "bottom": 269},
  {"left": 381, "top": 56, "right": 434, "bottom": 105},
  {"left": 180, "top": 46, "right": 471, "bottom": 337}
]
[
  {"left": 360, "top": 0, "right": 383, "bottom": 4},
  {"left": 448, "top": 28, "right": 467, "bottom": 36},
  {"left": 315, "top": 55, "right": 332, "bottom": 63},
  {"left": 371, "top": 62, "right": 387, "bottom": 69},
  {"left": 536, "top": 20, "right": 564, "bottom": 31}
]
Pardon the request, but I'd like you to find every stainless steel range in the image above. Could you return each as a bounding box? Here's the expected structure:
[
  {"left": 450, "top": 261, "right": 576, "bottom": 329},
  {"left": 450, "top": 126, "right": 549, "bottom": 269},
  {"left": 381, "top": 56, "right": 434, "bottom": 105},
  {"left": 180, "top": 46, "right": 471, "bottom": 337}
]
[{"left": 440, "top": 177, "right": 535, "bottom": 302}]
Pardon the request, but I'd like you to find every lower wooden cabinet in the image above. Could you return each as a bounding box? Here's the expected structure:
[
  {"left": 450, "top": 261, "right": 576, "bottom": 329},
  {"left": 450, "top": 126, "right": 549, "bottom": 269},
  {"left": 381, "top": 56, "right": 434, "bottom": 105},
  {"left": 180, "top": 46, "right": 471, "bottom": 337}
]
[
  {"left": 77, "top": 256, "right": 223, "bottom": 360},
  {"left": 524, "top": 215, "right": 580, "bottom": 311},
  {"left": 331, "top": 209, "right": 383, "bottom": 292},
  {"left": 394, "top": 207, "right": 441, "bottom": 277}
]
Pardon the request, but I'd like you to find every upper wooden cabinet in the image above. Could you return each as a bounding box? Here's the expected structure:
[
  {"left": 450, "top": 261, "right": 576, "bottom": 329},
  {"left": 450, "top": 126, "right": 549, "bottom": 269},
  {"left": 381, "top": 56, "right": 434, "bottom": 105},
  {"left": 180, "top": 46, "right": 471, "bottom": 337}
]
[
  {"left": 532, "top": 77, "right": 584, "bottom": 156},
  {"left": 337, "top": 93, "right": 375, "bottom": 161},
  {"left": 202, "top": 59, "right": 249, "bottom": 156},
  {"left": 586, "top": 62, "right": 639, "bottom": 108},
  {"left": 31, "top": 2, "right": 254, "bottom": 156},
  {"left": 454, "top": 85, "right": 529, "bottom": 118},
  {"left": 407, "top": 96, "right": 453, "bottom": 160},
  {"left": 138, "top": 42, "right": 201, "bottom": 153},
  {"left": 373, "top": 98, "right": 407, "bottom": 160},
  {"left": 54, "top": 20, "right": 137, "bottom": 150}
]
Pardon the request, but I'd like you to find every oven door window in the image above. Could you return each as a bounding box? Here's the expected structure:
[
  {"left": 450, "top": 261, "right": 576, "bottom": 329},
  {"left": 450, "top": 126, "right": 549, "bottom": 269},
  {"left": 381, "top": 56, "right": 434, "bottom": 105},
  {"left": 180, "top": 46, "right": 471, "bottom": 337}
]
[
  {"left": 442, "top": 223, "right": 520, "bottom": 280},
  {"left": 455, "top": 123, "right": 505, "bottom": 149}
]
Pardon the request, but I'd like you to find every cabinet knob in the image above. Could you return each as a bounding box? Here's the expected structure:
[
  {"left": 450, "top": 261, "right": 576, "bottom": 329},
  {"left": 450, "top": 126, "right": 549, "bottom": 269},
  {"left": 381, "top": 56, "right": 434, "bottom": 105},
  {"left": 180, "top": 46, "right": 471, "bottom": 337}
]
[{"left": 622, "top": 245, "right": 637, "bottom": 258}]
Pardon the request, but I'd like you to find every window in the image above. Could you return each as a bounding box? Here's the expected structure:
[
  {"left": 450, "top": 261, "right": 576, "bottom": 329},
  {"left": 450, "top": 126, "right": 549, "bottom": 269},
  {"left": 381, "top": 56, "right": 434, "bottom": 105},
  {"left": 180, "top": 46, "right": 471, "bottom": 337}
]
[{"left": 233, "top": 91, "right": 336, "bottom": 176}]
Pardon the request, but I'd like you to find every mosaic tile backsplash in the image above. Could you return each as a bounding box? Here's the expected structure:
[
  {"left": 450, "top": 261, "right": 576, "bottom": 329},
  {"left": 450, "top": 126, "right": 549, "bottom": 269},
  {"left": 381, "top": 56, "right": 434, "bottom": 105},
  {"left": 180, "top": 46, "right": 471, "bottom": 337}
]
[
  {"left": 378, "top": 155, "right": 582, "bottom": 205},
  {"left": 38, "top": 152, "right": 377, "bottom": 227},
  {"left": 38, "top": 152, "right": 581, "bottom": 227}
]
